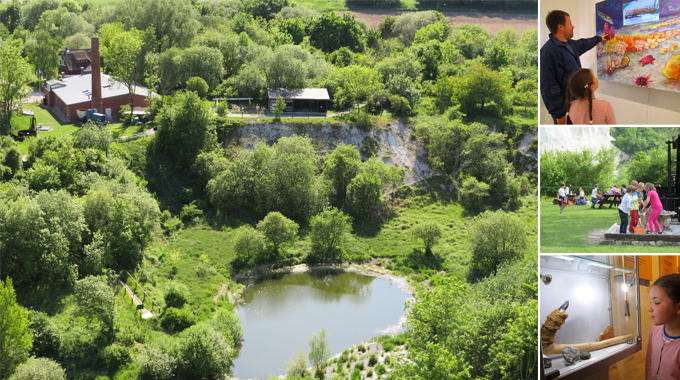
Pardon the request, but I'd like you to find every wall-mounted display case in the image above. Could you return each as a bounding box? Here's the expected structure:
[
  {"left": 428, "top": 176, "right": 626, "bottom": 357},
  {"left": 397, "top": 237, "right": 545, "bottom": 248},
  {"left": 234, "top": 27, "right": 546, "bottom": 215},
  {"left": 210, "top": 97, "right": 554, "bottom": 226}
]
[{"left": 540, "top": 255, "right": 642, "bottom": 380}]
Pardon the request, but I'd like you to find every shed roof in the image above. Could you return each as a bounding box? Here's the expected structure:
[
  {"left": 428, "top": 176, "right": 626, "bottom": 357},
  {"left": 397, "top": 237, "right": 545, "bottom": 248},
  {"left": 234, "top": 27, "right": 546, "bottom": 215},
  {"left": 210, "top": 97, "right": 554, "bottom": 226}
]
[
  {"left": 50, "top": 72, "right": 150, "bottom": 106},
  {"left": 59, "top": 49, "right": 100, "bottom": 72},
  {"left": 267, "top": 88, "right": 329, "bottom": 100}
]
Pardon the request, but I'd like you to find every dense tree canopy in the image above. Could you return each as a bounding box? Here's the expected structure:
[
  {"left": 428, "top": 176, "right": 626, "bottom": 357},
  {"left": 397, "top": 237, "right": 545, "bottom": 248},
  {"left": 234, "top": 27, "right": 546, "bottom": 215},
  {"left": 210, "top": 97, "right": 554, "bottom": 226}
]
[{"left": 1, "top": 278, "right": 32, "bottom": 378}]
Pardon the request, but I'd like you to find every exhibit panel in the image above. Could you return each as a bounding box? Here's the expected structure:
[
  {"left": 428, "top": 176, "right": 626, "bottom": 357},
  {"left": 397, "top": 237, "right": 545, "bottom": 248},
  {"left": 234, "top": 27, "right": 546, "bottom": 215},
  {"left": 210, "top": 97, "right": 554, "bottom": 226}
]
[
  {"left": 539, "top": 0, "right": 680, "bottom": 124},
  {"left": 540, "top": 255, "right": 642, "bottom": 380}
]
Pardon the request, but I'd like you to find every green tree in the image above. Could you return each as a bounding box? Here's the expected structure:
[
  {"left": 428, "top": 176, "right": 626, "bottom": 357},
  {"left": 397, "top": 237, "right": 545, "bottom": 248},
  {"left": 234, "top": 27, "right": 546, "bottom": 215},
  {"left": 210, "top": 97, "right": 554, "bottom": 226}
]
[
  {"left": 485, "top": 300, "right": 538, "bottom": 380},
  {"left": 308, "top": 328, "right": 331, "bottom": 376},
  {"left": 391, "top": 11, "right": 440, "bottom": 45},
  {"left": 21, "top": 0, "right": 60, "bottom": 31},
  {"left": 459, "top": 175, "right": 491, "bottom": 211},
  {"left": 539, "top": 147, "right": 617, "bottom": 197},
  {"left": 267, "top": 44, "right": 308, "bottom": 88},
  {"left": 335, "top": 65, "right": 381, "bottom": 113},
  {"left": 0, "top": 40, "right": 35, "bottom": 135},
  {"left": 0, "top": 0, "right": 22, "bottom": 34},
  {"left": 309, "top": 12, "right": 365, "bottom": 53},
  {"left": 25, "top": 29, "right": 62, "bottom": 80},
  {"left": 0, "top": 135, "right": 22, "bottom": 180},
  {"left": 1, "top": 278, "right": 32, "bottom": 378},
  {"left": 74, "top": 275, "right": 116, "bottom": 331},
  {"left": 257, "top": 212, "right": 299, "bottom": 256},
  {"left": 226, "top": 62, "right": 267, "bottom": 98},
  {"left": 514, "top": 78, "right": 537, "bottom": 114},
  {"left": 186, "top": 76, "right": 208, "bottom": 99},
  {"left": 176, "top": 45, "right": 224, "bottom": 89},
  {"left": 100, "top": 25, "right": 144, "bottom": 119},
  {"left": 155, "top": 90, "right": 215, "bottom": 167},
  {"left": 449, "top": 24, "right": 489, "bottom": 59},
  {"left": 346, "top": 170, "right": 382, "bottom": 217},
  {"left": 469, "top": 210, "right": 527, "bottom": 277},
  {"left": 117, "top": 0, "right": 200, "bottom": 53},
  {"left": 452, "top": 63, "right": 510, "bottom": 113},
  {"left": 286, "top": 350, "right": 308, "bottom": 377},
  {"left": 323, "top": 143, "right": 362, "bottom": 208},
  {"left": 241, "top": 0, "right": 289, "bottom": 20},
  {"left": 164, "top": 281, "right": 189, "bottom": 309},
  {"left": 411, "top": 223, "right": 443, "bottom": 255},
  {"left": 623, "top": 148, "right": 668, "bottom": 185},
  {"left": 391, "top": 342, "right": 471, "bottom": 379},
  {"left": 8, "top": 357, "right": 65, "bottom": 380},
  {"left": 309, "top": 208, "right": 352, "bottom": 257},
  {"left": 274, "top": 95, "right": 285, "bottom": 121},
  {"left": 233, "top": 225, "right": 266, "bottom": 267},
  {"left": 180, "top": 324, "right": 233, "bottom": 379}
]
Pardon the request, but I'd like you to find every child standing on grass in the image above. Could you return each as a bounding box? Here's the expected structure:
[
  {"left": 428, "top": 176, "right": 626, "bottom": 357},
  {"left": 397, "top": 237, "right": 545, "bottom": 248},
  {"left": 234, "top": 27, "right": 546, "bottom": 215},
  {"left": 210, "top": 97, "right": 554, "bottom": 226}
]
[
  {"left": 558, "top": 183, "right": 567, "bottom": 215},
  {"left": 628, "top": 180, "right": 640, "bottom": 233},
  {"left": 566, "top": 68, "right": 617, "bottom": 125},
  {"left": 638, "top": 182, "right": 647, "bottom": 230},
  {"left": 618, "top": 185, "right": 635, "bottom": 233},
  {"left": 646, "top": 274, "right": 680, "bottom": 379},
  {"left": 642, "top": 183, "right": 664, "bottom": 234}
]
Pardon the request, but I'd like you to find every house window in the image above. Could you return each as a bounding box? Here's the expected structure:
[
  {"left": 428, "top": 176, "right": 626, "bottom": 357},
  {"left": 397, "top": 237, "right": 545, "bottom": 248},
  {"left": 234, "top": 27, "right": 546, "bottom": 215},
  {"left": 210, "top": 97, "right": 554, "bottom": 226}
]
[{"left": 59, "top": 58, "right": 64, "bottom": 66}]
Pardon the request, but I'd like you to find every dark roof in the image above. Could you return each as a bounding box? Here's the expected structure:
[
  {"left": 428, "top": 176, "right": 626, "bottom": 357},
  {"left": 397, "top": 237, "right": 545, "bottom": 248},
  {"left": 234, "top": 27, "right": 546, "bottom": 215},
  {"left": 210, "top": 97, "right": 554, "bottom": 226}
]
[
  {"left": 59, "top": 49, "right": 103, "bottom": 72},
  {"left": 267, "top": 88, "right": 330, "bottom": 100}
]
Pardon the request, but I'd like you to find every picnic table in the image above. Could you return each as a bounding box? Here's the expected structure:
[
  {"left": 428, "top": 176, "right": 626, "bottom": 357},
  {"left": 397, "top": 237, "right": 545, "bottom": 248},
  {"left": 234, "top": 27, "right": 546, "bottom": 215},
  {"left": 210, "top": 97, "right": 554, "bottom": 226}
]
[{"left": 596, "top": 193, "right": 621, "bottom": 209}]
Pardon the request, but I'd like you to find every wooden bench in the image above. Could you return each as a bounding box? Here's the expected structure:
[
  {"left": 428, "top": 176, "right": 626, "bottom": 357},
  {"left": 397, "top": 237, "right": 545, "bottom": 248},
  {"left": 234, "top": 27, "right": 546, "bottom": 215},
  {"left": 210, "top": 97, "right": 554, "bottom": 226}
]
[{"left": 596, "top": 194, "right": 621, "bottom": 209}]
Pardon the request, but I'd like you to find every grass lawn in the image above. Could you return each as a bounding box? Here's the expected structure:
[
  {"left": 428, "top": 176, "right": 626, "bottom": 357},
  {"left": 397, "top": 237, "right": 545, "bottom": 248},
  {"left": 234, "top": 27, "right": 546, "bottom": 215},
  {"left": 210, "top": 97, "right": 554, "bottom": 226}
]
[
  {"left": 540, "top": 198, "right": 679, "bottom": 253},
  {"left": 11, "top": 104, "right": 81, "bottom": 155}
]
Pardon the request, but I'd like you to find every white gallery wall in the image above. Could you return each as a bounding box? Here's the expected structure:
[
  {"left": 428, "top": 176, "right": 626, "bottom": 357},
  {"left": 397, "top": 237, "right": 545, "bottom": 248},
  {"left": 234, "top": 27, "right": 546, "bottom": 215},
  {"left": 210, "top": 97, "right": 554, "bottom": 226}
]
[{"left": 540, "top": 0, "right": 680, "bottom": 124}]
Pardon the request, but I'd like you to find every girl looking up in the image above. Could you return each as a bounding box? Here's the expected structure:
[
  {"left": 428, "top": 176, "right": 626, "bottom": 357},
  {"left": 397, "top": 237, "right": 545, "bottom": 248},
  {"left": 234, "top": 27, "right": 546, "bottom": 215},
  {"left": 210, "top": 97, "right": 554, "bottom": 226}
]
[
  {"left": 646, "top": 274, "right": 680, "bottom": 379},
  {"left": 566, "top": 68, "right": 617, "bottom": 125}
]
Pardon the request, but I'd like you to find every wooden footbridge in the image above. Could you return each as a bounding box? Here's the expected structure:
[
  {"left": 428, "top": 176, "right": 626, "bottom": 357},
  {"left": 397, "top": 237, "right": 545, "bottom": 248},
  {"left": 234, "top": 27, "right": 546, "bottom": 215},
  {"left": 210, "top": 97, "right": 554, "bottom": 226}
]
[{"left": 117, "top": 271, "right": 161, "bottom": 319}]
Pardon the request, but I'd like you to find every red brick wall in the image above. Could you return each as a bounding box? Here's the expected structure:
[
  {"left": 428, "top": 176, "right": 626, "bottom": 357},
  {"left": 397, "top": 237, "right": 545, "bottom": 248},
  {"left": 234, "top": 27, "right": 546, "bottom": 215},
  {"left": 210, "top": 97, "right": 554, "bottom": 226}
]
[{"left": 59, "top": 94, "right": 149, "bottom": 122}]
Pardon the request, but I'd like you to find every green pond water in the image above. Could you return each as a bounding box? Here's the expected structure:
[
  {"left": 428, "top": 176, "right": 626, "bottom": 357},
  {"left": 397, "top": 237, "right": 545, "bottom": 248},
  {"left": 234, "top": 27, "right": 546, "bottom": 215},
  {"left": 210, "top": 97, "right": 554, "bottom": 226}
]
[{"left": 231, "top": 269, "right": 412, "bottom": 379}]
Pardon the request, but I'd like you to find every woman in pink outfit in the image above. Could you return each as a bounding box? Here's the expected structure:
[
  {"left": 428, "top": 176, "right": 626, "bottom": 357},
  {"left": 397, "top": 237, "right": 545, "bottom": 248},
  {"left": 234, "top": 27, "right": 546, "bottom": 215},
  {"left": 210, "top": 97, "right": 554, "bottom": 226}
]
[
  {"left": 642, "top": 183, "right": 664, "bottom": 234},
  {"left": 646, "top": 274, "right": 680, "bottom": 380},
  {"left": 565, "top": 69, "right": 617, "bottom": 125}
]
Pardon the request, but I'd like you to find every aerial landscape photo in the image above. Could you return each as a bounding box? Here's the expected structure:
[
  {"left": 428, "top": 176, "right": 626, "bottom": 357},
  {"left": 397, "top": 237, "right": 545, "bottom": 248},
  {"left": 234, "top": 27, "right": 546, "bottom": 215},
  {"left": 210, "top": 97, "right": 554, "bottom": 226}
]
[{"left": 0, "top": 0, "right": 538, "bottom": 379}]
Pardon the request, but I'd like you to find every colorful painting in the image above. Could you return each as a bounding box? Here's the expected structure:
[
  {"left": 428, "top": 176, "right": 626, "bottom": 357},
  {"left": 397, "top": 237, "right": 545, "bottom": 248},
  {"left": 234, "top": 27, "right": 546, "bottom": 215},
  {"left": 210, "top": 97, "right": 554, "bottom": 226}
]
[{"left": 596, "top": 0, "right": 680, "bottom": 92}]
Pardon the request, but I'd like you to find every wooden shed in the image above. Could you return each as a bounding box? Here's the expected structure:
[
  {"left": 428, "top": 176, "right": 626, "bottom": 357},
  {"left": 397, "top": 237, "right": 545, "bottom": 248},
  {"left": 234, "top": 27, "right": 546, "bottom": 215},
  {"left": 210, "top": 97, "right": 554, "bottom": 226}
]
[{"left": 267, "top": 88, "right": 329, "bottom": 114}]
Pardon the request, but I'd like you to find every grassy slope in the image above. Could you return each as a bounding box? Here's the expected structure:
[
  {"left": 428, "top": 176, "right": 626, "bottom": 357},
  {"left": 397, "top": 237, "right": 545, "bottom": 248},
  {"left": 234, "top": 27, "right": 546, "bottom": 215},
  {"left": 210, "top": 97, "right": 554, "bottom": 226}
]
[
  {"left": 11, "top": 104, "right": 81, "bottom": 155},
  {"left": 539, "top": 198, "right": 678, "bottom": 253}
]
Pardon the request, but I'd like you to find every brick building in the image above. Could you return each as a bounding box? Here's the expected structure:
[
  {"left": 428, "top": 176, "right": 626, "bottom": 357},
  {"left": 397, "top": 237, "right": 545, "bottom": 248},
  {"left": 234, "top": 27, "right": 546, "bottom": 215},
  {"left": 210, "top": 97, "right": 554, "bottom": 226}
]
[{"left": 44, "top": 37, "right": 150, "bottom": 122}]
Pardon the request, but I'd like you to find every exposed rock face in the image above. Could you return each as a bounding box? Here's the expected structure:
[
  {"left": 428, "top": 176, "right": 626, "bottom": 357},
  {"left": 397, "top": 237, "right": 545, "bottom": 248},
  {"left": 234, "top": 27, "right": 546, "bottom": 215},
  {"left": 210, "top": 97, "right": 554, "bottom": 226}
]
[
  {"left": 539, "top": 127, "right": 614, "bottom": 155},
  {"left": 236, "top": 120, "right": 431, "bottom": 185}
]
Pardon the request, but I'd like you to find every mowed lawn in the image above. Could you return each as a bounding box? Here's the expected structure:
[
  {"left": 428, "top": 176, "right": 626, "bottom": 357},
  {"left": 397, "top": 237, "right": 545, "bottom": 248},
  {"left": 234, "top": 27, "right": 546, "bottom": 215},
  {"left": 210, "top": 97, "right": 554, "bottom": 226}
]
[
  {"left": 11, "top": 104, "right": 81, "bottom": 155},
  {"left": 540, "top": 198, "right": 679, "bottom": 253}
]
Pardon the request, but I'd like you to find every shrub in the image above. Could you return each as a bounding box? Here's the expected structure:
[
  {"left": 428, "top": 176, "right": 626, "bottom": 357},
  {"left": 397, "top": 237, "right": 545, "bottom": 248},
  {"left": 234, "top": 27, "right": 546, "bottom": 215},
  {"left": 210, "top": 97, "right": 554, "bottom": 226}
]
[
  {"left": 9, "top": 357, "right": 65, "bottom": 380},
  {"left": 100, "top": 344, "right": 132, "bottom": 370},
  {"left": 367, "top": 369, "right": 373, "bottom": 377},
  {"left": 351, "top": 368, "right": 361, "bottom": 380},
  {"left": 186, "top": 77, "right": 209, "bottom": 99},
  {"left": 180, "top": 324, "right": 233, "bottom": 379},
  {"left": 389, "top": 94, "right": 411, "bottom": 116},
  {"left": 164, "top": 282, "right": 189, "bottom": 309},
  {"left": 285, "top": 350, "right": 307, "bottom": 377},
  {"left": 384, "top": 356, "right": 391, "bottom": 365},
  {"left": 139, "top": 345, "right": 177, "bottom": 380},
  {"left": 368, "top": 353, "right": 378, "bottom": 367},
  {"left": 161, "top": 307, "right": 195, "bottom": 333},
  {"left": 383, "top": 342, "right": 395, "bottom": 352},
  {"left": 376, "top": 364, "right": 387, "bottom": 375},
  {"left": 216, "top": 101, "right": 228, "bottom": 116},
  {"left": 355, "top": 361, "right": 364, "bottom": 370},
  {"left": 360, "top": 135, "right": 379, "bottom": 158}
]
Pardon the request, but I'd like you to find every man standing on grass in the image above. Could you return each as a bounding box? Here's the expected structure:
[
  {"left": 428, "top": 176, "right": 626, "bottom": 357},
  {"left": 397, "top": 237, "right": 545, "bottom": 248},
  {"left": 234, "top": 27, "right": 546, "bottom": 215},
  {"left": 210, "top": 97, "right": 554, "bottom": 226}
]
[
  {"left": 591, "top": 184, "right": 601, "bottom": 208},
  {"left": 540, "top": 10, "right": 609, "bottom": 124},
  {"left": 558, "top": 182, "right": 567, "bottom": 215}
]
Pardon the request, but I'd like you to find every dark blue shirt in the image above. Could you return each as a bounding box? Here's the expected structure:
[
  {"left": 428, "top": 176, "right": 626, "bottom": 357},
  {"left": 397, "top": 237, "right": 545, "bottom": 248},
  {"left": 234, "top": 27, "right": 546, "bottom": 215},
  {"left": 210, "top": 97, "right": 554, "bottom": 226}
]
[{"left": 540, "top": 34, "right": 602, "bottom": 119}]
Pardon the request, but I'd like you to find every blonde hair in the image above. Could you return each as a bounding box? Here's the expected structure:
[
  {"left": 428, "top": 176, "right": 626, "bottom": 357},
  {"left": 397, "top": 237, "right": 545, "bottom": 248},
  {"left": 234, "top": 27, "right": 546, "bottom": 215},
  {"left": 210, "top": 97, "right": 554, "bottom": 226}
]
[
  {"left": 631, "top": 180, "right": 638, "bottom": 187},
  {"left": 645, "top": 183, "right": 656, "bottom": 192},
  {"left": 566, "top": 69, "right": 595, "bottom": 125}
]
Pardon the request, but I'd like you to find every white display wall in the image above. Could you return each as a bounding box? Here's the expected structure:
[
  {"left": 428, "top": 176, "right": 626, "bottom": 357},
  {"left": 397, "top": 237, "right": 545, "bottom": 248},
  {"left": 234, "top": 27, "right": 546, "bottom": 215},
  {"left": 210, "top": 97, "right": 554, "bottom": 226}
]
[{"left": 539, "top": 266, "right": 612, "bottom": 344}]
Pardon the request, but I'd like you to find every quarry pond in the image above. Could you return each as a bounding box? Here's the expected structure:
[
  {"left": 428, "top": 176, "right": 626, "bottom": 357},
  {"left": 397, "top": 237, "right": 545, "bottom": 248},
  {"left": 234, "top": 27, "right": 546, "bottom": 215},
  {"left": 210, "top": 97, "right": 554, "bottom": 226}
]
[{"left": 231, "top": 268, "right": 413, "bottom": 379}]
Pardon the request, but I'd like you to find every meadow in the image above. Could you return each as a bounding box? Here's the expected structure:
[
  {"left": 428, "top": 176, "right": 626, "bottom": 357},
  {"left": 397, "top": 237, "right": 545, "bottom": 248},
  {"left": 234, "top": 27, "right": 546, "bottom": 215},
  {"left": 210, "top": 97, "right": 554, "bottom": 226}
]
[{"left": 540, "top": 198, "right": 679, "bottom": 253}]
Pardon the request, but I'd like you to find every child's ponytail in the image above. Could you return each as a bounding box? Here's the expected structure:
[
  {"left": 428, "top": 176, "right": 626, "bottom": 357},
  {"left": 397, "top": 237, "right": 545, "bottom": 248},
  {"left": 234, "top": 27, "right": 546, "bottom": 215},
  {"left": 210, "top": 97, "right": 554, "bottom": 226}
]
[
  {"left": 566, "top": 69, "right": 596, "bottom": 125},
  {"left": 585, "top": 85, "right": 593, "bottom": 125}
]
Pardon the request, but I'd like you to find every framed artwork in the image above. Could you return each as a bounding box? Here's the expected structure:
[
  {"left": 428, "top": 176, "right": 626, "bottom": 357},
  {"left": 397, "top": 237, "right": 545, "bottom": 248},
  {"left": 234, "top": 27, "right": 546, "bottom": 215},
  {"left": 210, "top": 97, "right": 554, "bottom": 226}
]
[{"left": 595, "top": 0, "right": 680, "bottom": 92}]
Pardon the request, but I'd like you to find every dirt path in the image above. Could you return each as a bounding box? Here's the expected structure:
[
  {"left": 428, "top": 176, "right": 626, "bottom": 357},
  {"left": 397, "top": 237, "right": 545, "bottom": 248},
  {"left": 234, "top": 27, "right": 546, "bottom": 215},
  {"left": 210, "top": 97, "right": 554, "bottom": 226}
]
[
  {"left": 587, "top": 229, "right": 608, "bottom": 245},
  {"left": 338, "top": 10, "right": 537, "bottom": 35}
]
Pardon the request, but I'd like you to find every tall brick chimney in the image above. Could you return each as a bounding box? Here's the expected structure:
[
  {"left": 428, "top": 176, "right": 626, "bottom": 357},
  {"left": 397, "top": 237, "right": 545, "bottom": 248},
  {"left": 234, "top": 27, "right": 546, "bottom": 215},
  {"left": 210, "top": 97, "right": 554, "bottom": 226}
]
[{"left": 91, "top": 37, "right": 103, "bottom": 113}]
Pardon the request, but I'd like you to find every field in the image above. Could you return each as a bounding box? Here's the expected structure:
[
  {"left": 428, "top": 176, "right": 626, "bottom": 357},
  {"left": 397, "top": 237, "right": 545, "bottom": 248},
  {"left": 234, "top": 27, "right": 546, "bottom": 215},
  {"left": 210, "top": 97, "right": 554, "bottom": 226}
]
[{"left": 540, "top": 198, "right": 679, "bottom": 253}]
